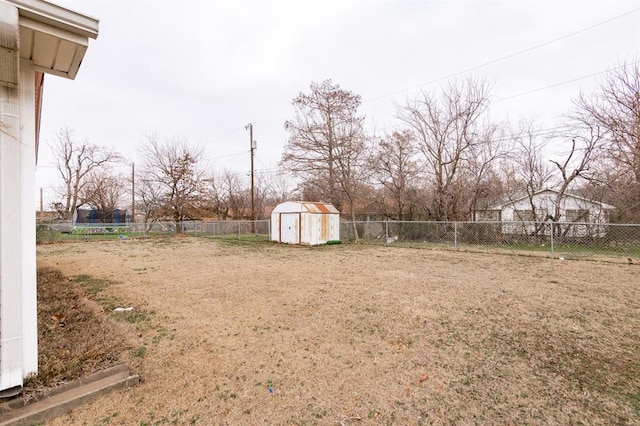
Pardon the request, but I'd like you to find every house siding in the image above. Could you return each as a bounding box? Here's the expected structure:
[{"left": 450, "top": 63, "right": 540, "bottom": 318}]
[{"left": 478, "top": 190, "right": 614, "bottom": 238}]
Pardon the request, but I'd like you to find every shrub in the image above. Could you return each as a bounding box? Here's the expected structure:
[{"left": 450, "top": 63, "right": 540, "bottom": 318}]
[{"left": 36, "top": 224, "right": 57, "bottom": 244}]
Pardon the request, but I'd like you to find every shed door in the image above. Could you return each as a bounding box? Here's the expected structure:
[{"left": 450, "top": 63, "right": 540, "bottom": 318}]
[{"left": 280, "top": 213, "right": 300, "bottom": 244}]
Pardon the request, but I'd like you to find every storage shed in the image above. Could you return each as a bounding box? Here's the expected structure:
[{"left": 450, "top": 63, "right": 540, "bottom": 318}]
[{"left": 271, "top": 201, "right": 340, "bottom": 245}]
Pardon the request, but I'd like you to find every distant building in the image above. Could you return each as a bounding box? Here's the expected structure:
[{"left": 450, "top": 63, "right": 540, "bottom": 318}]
[{"left": 474, "top": 188, "right": 615, "bottom": 237}]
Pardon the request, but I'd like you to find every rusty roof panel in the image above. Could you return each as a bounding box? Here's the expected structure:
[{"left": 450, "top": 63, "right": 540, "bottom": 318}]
[
  {"left": 271, "top": 201, "right": 340, "bottom": 214},
  {"left": 301, "top": 202, "right": 339, "bottom": 214}
]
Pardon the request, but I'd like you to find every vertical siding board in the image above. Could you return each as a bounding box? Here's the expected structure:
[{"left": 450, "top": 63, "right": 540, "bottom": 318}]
[
  {"left": 0, "top": 3, "right": 23, "bottom": 392},
  {"left": 20, "top": 60, "right": 37, "bottom": 375},
  {"left": 0, "top": 78, "right": 25, "bottom": 391},
  {"left": 270, "top": 202, "right": 340, "bottom": 245}
]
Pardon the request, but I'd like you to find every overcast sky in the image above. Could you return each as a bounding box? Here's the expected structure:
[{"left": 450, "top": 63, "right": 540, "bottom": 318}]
[{"left": 36, "top": 0, "right": 640, "bottom": 206}]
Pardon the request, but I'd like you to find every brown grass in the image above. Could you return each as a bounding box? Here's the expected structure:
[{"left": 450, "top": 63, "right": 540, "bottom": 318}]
[
  {"left": 35, "top": 238, "right": 640, "bottom": 425},
  {"left": 21, "top": 268, "right": 135, "bottom": 402}
]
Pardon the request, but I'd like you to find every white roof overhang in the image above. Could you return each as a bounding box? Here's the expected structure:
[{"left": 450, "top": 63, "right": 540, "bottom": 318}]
[{"left": 8, "top": 0, "right": 98, "bottom": 79}]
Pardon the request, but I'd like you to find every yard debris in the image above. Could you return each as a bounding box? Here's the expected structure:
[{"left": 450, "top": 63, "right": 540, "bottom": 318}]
[
  {"left": 339, "top": 416, "right": 362, "bottom": 425},
  {"left": 418, "top": 373, "right": 429, "bottom": 386},
  {"left": 114, "top": 307, "right": 134, "bottom": 313},
  {"left": 50, "top": 313, "right": 66, "bottom": 327}
]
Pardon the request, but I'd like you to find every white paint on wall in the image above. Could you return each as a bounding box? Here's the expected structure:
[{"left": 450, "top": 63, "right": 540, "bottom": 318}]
[
  {"left": 0, "top": 0, "right": 98, "bottom": 392},
  {"left": 271, "top": 201, "right": 340, "bottom": 245},
  {"left": 0, "top": 1, "right": 25, "bottom": 391},
  {"left": 20, "top": 59, "right": 37, "bottom": 375}
]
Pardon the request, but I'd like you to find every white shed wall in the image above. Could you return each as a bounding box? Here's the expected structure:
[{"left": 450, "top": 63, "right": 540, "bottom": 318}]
[
  {"left": 300, "top": 213, "right": 339, "bottom": 245},
  {"left": 270, "top": 202, "right": 340, "bottom": 245}
]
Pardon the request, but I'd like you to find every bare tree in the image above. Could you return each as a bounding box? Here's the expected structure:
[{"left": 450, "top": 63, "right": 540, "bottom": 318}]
[
  {"left": 369, "top": 130, "right": 420, "bottom": 220},
  {"left": 136, "top": 176, "right": 165, "bottom": 232},
  {"left": 502, "top": 121, "right": 555, "bottom": 223},
  {"left": 574, "top": 61, "right": 640, "bottom": 221},
  {"left": 264, "top": 171, "right": 295, "bottom": 206},
  {"left": 81, "top": 169, "right": 127, "bottom": 212},
  {"left": 548, "top": 127, "right": 603, "bottom": 225},
  {"left": 253, "top": 175, "right": 276, "bottom": 220},
  {"left": 222, "top": 170, "right": 249, "bottom": 220},
  {"left": 50, "top": 127, "right": 122, "bottom": 219},
  {"left": 463, "top": 123, "right": 507, "bottom": 219},
  {"left": 202, "top": 171, "right": 228, "bottom": 220},
  {"left": 138, "top": 135, "right": 205, "bottom": 232},
  {"left": 282, "top": 79, "right": 369, "bottom": 240},
  {"left": 202, "top": 170, "right": 250, "bottom": 220},
  {"left": 396, "top": 78, "right": 495, "bottom": 221}
]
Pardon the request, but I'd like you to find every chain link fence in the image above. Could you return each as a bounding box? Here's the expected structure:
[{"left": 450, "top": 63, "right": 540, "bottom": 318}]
[
  {"left": 341, "top": 220, "right": 640, "bottom": 260},
  {"left": 40, "top": 219, "right": 640, "bottom": 260},
  {"left": 130, "top": 220, "right": 271, "bottom": 238},
  {"left": 42, "top": 220, "right": 271, "bottom": 242}
]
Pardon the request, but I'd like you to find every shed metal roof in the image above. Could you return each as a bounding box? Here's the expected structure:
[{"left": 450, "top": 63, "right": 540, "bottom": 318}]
[{"left": 272, "top": 201, "right": 340, "bottom": 214}]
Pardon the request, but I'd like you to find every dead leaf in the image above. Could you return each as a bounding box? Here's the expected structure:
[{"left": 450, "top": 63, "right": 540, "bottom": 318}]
[
  {"left": 419, "top": 373, "right": 429, "bottom": 386},
  {"left": 51, "top": 314, "right": 65, "bottom": 323},
  {"left": 51, "top": 314, "right": 66, "bottom": 327}
]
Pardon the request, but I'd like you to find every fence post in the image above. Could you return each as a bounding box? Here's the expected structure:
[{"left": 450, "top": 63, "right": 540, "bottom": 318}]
[
  {"left": 454, "top": 221, "right": 458, "bottom": 248},
  {"left": 550, "top": 222, "right": 554, "bottom": 257},
  {"left": 237, "top": 222, "right": 241, "bottom": 240},
  {"left": 385, "top": 220, "right": 389, "bottom": 241}
]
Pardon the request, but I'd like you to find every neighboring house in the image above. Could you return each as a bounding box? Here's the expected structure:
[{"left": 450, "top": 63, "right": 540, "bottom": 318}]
[
  {"left": 0, "top": 0, "right": 98, "bottom": 395},
  {"left": 475, "top": 189, "right": 615, "bottom": 237}
]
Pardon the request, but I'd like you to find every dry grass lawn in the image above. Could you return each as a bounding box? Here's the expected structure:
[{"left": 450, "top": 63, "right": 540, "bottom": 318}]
[{"left": 35, "top": 237, "right": 640, "bottom": 425}]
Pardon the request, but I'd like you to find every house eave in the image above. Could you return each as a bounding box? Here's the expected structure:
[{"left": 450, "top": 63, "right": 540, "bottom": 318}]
[
  {"left": 7, "top": 0, "right": 98, "bottom": 81},
  {"left": 6, "top": 0, "right": 98, "bottom": 39}
]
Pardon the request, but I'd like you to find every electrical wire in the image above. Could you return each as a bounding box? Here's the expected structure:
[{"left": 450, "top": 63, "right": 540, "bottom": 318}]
[
  {"left": 364, "top": 7, "right": 640, "bottom": 102},
  {"left": 496, "top": 60, "right": 640, "bottom": 102}
]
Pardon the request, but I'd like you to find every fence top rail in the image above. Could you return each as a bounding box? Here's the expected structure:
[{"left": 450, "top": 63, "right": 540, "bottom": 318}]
[
  {"left": 341, "top": 220, "right": 640, "bottom": 227},
  {"left": 71, "top": 224, "right": 130, "bottom": 228},
  {"left": 179, "top": 220, "right": 270, "bottom": 224}
]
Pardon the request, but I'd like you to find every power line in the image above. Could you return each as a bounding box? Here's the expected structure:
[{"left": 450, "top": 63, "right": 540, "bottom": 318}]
[
  {"left": 496, "top": 60, "right": 640, "bottom": 102},
  {"left": 203, "top": 150, "right": 247, "bottom": 162},
  {"left": 364, "top": 7, "right": 640, "bottom": 102},
  {"left": 207, "top": 126, "right": 245, "bottom": 144}
]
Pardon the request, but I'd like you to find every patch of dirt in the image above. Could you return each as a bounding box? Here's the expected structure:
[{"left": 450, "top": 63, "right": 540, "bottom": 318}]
[{"left": 36, "top": 237, "right": 640, "bottom": 425}]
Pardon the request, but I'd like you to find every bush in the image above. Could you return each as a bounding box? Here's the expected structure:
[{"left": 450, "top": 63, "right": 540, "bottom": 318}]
[{"left": 36, "top": 224, "right": 58, "bottom": 244}]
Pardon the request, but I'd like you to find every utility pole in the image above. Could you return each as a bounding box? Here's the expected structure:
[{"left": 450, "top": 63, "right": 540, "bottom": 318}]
[
  {"left": 39, "top": 187, "right": 43, "bottom": 213},
  {"left": 246, "top": 123, "right": 256, "bottom": 231},
  {"left": 131, "top": 162, "right": 135, "bottom": 224}
]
